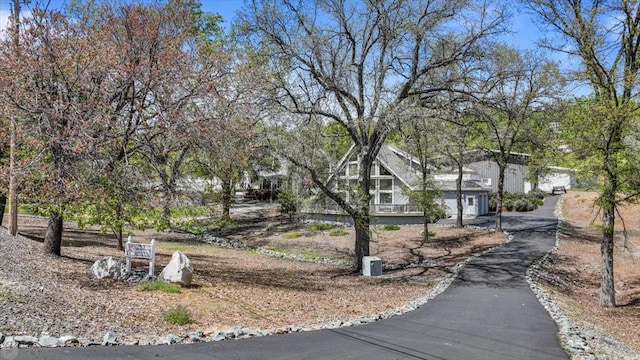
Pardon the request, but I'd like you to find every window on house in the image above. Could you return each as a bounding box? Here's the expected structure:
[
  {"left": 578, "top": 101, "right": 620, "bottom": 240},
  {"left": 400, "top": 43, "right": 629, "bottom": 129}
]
[
  {"left": 370, "top": 180, "right": 377, "bottom": 190},
  {"left": 379, "top": 165, "right": 391, "bottom": 176},
  {"left": 348, "top": 163, "right": 358, "bottom": 177},
  {"left": 349, "top": 179, "right": 358, "bottom": 188},
  {"left": 482, "top": 178, "right": 492, "bottom": 186},
  {"left": 370, "top": 163, "right": 376, "bottom": 176},
  {"left": 380, "top": 193, "right": 393, "bottom": 204},
  {"left": 379, "top": 179, "right": 392, "bottom": 190},
  {"left": 468, "top": 197, "right": 474, "bottom": 206}
]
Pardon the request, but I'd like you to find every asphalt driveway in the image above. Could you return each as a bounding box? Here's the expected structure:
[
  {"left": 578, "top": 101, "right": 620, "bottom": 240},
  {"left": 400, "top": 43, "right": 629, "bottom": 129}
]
[{"left": 4, "top": 196, "right": 567, "bottom": 360}]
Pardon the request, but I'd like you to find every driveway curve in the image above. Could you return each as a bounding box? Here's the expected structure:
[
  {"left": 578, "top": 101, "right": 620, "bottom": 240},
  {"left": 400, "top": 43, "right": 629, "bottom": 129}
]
[{"left": 4, "top": 197, "right": 567, "bottom": 360}]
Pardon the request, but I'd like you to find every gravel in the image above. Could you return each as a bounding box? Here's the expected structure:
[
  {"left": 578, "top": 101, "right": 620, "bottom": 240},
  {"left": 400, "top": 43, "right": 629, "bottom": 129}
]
[{"left": 526, "top": 195, "right": 640, "bottom": 360}]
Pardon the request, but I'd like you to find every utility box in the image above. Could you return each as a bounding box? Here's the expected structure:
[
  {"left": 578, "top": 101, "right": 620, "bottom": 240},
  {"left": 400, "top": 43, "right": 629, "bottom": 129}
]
[{"left": 362, "top": 256, "right": 382, "bottom": 277}]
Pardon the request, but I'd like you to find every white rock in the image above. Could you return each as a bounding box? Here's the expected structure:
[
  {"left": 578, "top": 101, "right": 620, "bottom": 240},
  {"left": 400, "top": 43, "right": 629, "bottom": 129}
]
[
  {"left": 38, "top": 336, "right": 59, "bottom": 347},
  {"left": 13, "top": 335, "right": 38, "bottom": 345},
  {"left": 159, "top": 251, "right": 194, "bottom": 287},
  {"left": 102, "top": 331, "right": 117, "bottom": 346},
  {"left": 58, "top": 335, "right": 78, "bottom": 345},
  {"left": 91, "top": 257, "right": 126, "bottom": 279}
]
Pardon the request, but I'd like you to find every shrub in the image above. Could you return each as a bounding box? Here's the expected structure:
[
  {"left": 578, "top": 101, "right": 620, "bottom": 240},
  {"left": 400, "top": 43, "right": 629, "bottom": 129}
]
[
  {"left": 514, "top": 199, "right": 529, "bottom": 212},
  {"left": 383, "top": 224, "right": 401, "bottom": 231},
  {"left": 163, "top": 306, "right": 192, "bottom": 325},
  {"left": 503, "top": 199, "right": 514, "bottom": 211},
  {"left": 420, "top": 231, "right": 437, "bottom": 238},
  {"left": 528, "top": 189, "right": 546, "bottom": 200},
  {"left": 329, "top": 229, "right": 349, "bottom": 236},
  {"left": 282, "top": 231, "right": 301, "bottom": 239},
  {"left": 136, "top": 280, "right": 182, "bottom": 293},
  {"left": 310, "top": 223, "right": 334, "bottom": 231}
]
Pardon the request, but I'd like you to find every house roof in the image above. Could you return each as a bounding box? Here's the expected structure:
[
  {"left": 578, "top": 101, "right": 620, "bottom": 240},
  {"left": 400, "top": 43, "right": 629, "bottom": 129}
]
[
  {"left": 436, "top": 179, "right": 492, "bottom": 192},
  {"left": 327, "top": 144, "right": 491, "bottom": 193},
  {"left": 377, "top": 144, "right": 421, "bottom": 189}
]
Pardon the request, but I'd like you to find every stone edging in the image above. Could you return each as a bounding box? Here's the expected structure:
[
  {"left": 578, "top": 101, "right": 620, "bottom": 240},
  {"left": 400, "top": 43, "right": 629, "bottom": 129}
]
[
  {"left": 526, "top": 195, "right": 638, "bottom": 359},
  {"left": 0, "top": 224, "right": 510, "bottom": 349}
]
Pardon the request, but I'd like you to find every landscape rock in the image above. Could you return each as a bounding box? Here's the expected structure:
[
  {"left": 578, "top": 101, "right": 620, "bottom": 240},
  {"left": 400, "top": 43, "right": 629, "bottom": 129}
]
[
  {"left": 210, "top": 331, "right": 226, "bottom": 342},
  {"left": 102, "top": 331, "right": 117, "bottom": 346},
  {"left": 2, "top": 336, "right": 16, "bottom": 348},
  {"left": 0, "top": 332, "right": 4, "bottom": 344},
  {"left": 58, "top": 335, "right": 78, "bottom": 345},
  {"left": 13, "top": 335, "right": 38, "bottom": 345},
  {"left": 38, "top": 336, "right": 59, "bottom": 347},
  {"left": 159, "top": 251, "right": 193, "bottom": 287},
  {"left": 188, "top": 332, "right": 204, "bottom": 342},
  {"left": 91, "top": 257, "right": 126, "bottom": 279},
  {"left": 163, "top": 334, "right": 182, "bottom": 345},
  {"left": 79, "top": 338, "right": 100, "bottom": 346}
]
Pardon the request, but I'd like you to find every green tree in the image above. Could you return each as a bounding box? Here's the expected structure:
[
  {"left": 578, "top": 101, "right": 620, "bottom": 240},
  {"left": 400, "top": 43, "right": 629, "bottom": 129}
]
[
  {"left": 470, "top": 46, "right": 562, "bottom": 232},
  {"left": 238, "top": 0, "right": 506, "bottom": 270},
  {"left": 527, "top": 0, "right": 640, "bottom": 307}
]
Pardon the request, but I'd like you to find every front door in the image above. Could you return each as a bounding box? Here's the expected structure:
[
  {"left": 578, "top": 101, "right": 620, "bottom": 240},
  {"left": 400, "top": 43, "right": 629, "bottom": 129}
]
[{"left": 465, "top": 196, "right": 477, "bottom": 217}]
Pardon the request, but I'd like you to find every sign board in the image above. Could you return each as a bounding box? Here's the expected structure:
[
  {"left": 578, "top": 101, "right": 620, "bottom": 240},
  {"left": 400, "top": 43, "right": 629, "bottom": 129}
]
[
  {"left": 125, "top": 236, "right": 157, "bottom": 276},
  {"left": 126, "top": 243, "right": 154, "bottom": 259}
]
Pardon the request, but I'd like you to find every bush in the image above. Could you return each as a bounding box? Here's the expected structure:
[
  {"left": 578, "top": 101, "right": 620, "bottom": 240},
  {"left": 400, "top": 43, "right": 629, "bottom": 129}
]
[
  {"left": 383, "top": 224, "right": 401, "bottom": 231},
  {"left": 528, "top": 189, "right": 546, "bottom": 200},
  {"left": 514, "top": 199, "right": 529, "bottom": 212},
  {"left": 329, "top": 229, "right": 349, "bottom": 236},
  {"left": 420, "top": 231, "right": 437, "bottom": 238},
  {"left": 136, "top": 280, "right": 181, "bottom": 293},
  {"left": 310, "top": 223, "right": 334, "bottom": 231},
  {"left": 282, "top": 231, "right": 301, "bottom": 239},
  {"left": 163, "top": 306, "right": 192, "bottom": 325},
  {"left": 503, "top": 199, "right": 514, "bottom": 211},
  {"left": 277, "top": 188, "right": 298, "bottom": 222}
]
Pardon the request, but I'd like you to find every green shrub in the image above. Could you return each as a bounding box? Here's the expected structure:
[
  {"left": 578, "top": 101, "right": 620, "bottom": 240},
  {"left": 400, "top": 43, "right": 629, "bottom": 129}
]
[
  {"left": 503, "top": 199, "right": 514, "bottom": 211},
  {"left": 136, "top": 280, "right": 182, "bottom": 293},
  {"left": 310, "top": 223, "right": 335, "bottom": 231},
  {"left": 528, "top": 189, "right": 546, "bottom": 200},
  {"left": 163, "top": 306, "right": 192, "bottom": 325},
  {"left": 282, "top": 231, "right": 301, "bottom": 239},
  {"left": 420, "top": 231, "right": 437, "bottom": 238},
  {"left": 383, "top": 224, "right": 401, "bottom": 231},
  {"left": 329, "top": 229, "right": 349, "bottom": 236}
]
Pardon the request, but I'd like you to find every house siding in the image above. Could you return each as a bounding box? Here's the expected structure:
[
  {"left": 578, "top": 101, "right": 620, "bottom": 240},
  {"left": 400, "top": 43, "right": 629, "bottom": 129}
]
[{"left": 466, "top": 160, "right": 529, "bottom": 193}]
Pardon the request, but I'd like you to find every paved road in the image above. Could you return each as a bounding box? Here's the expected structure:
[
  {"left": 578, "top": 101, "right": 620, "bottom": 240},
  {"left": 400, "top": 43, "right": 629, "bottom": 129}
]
[{"left": 4, "top": 197, "right": 567, "bottom": 360}]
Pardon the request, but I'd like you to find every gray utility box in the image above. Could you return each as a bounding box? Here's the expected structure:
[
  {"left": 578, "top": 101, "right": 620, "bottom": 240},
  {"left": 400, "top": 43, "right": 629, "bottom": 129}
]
[{"left": 362, "top": 256, "right": 382, "bottom": 277}]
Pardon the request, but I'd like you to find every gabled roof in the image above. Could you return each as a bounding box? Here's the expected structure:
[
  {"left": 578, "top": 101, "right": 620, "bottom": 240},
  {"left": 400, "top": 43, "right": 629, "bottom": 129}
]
[
  {"left": 327, "top": 144, "right": 424, "bottom": 189},
  {"left": 377, "top": 144, "right": 421, "bottom": 189}
]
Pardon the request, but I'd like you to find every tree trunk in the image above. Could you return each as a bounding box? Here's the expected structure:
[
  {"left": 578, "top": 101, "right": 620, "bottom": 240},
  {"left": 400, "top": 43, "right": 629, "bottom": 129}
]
[
  {"left": 0, "top": 195, "right": 6, "bottom": 226},
  {"left": 455, "top": 162, "right": 464, "bottom": 228},
  {"left": 600, "top": 173, "right": 617, "bottom": 307},
  {"left": 495, "top": 165, "right": 505, "bottom": 232},
  {"left": 8, "top": 191, "right": 17, "bottom": 236},
  {"left": 353, "top": 212, "right": 370, "bottom": 271},
  {"left": 422, "top": 209, "right": 430, "bottom": 242},
  {"left": 221, "top": 179, "right": 233, "bottom": 220},
  {"left": 44, "top": 213, "right": 63, "bottom": 256},
  {"left": 116, "top": 225, "right": 124, "bottom": 251}
]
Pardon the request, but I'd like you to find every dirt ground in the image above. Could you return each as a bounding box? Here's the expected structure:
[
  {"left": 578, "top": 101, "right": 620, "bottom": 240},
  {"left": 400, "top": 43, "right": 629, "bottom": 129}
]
[
  {"left": 0, "top": 211, "right": 505, "bottom": 344},
  {"left": 542, "top": 191, "right": 640, "bottom": 352}
]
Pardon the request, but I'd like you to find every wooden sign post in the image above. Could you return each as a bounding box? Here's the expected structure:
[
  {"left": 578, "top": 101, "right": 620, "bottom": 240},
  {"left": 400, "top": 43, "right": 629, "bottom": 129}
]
[{"left": 125, "top": 236, "right": 157, "bottom": 276}]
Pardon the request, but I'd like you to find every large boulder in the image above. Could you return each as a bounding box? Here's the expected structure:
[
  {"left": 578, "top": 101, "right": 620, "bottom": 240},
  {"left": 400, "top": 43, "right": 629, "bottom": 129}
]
[
  {"left": 160, "top": 251, "right": 193, "bottom": 287},
  {"left": 91, "top": 257, "right": 125, "bottom": 279}
]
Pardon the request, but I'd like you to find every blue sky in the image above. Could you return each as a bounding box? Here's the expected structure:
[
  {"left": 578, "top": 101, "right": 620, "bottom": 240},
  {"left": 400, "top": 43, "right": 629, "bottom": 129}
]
[
  {"left": 1, "top": 0, "right": 544, "bottom": 47},
  {"left": 0, "top": 0, "right": 585, "bottom": 93}
]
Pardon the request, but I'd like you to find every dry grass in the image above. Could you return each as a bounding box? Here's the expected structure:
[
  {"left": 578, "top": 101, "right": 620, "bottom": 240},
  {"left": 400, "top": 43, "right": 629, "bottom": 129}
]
[
  {"left": 1, "top": 213, "right": 505, "bottom": 344},
  {"left": 543, "top": 191, "right": 640, "bottom": 352}
]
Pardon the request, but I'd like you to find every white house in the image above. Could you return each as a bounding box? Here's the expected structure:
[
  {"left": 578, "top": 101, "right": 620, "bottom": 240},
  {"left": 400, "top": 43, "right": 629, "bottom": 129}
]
[{"left": 321, "top": 144, "right": 490, "bottom": 218}]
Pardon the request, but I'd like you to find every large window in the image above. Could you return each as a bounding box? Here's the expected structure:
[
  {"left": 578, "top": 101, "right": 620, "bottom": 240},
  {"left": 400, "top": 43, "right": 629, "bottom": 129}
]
[
  {"left": 379, "top": 193, "right": 393, "bottom": 204},
  {"left": 379, "top": 178, "right": 392, "bottom": 190}
]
